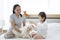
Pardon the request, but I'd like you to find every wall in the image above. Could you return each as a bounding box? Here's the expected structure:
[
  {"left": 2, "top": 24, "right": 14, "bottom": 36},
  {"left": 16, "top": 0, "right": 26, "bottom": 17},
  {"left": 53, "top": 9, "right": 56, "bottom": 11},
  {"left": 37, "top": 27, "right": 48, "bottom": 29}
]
[{"left": 26, "top": 19, "right": 60, "bottom": 23}]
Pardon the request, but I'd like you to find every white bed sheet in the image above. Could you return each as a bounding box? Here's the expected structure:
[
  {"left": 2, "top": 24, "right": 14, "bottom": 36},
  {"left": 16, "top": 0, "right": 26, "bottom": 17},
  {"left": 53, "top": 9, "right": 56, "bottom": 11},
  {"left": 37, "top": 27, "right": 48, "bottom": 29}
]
[{"left": 0, "top": 23, "right": 60, "bottom": 40}]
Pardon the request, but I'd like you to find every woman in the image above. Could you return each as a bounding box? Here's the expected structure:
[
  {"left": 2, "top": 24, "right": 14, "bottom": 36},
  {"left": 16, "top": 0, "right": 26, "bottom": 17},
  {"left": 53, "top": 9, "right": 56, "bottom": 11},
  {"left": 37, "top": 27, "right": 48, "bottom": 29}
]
[{"left": 4, "top": 4, "right": 26, "bottom": 39}]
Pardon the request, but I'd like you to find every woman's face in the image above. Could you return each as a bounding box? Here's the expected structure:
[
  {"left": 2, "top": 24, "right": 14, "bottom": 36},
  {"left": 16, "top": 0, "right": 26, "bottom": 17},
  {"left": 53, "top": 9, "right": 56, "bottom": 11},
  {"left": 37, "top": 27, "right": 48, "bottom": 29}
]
[
  {"left": 14, "top": 6, "right": 21, "bottom": 15},
  {"left": 38, "top": 16, "right": 44, "bottom": 22}
]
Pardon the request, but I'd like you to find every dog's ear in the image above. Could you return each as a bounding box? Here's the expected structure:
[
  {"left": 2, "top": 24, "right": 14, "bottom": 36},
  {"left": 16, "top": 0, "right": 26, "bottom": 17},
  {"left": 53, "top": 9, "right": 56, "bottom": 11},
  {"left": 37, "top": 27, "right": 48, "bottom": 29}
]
[
  {"left": 31, "top": 24, "right": 34, "bottom": 28},
  {"left": 31, "top": 24, "right": 36, "bottom": 28},
  {"left": 31, "top": 25, "right": 34, "bottom": 28},
  {"left": 26, "top": 27, "right": 31, "bottom": 32}
]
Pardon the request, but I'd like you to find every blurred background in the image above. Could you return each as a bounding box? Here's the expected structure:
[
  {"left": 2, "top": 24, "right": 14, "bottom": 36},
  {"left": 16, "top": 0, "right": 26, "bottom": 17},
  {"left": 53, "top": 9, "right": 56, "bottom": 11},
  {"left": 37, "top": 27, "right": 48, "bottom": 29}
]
[{"left": 0, "top": 0, "right": 60, "bottom": 31}]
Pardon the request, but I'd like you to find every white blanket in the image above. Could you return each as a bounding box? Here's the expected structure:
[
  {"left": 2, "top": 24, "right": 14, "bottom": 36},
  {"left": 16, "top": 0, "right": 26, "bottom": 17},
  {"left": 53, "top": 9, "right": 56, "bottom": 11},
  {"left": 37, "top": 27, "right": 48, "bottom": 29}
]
[{"left": 0, "top": 23, "right": 60, "bottom": 40}]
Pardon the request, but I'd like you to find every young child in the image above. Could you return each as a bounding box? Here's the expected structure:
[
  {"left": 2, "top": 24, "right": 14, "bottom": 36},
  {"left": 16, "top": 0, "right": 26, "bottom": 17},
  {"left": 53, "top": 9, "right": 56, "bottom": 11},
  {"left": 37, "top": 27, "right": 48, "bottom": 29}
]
[{"left": 30, "top": 12, "right": 47, "bottom": 39}]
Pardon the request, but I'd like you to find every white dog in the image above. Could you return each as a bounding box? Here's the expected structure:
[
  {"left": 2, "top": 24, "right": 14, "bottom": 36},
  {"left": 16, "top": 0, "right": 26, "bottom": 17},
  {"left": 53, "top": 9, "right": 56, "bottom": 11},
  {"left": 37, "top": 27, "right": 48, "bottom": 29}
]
[{"left": 13, "top": 23, "right": 37, "bottom": 38}]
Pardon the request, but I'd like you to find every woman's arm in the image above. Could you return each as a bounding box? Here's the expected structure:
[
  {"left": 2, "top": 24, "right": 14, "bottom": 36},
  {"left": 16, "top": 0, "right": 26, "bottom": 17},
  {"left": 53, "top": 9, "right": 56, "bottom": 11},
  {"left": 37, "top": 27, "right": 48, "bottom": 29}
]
[
  {"left": 23, "top": 21, "right": 25, "bottom": 26},
  {"left": 10, "top": 20, "right": 21, "bottom": 33},
  {"left": 23, "top": 16, "right": 26, "bottom": 27}
]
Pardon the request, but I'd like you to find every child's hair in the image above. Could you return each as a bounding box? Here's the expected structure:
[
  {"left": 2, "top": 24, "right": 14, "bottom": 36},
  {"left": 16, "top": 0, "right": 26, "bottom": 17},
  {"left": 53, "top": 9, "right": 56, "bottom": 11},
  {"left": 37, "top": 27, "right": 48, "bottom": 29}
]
[{"left": 38, "top": 12, "right": 46, "bottom": 22}]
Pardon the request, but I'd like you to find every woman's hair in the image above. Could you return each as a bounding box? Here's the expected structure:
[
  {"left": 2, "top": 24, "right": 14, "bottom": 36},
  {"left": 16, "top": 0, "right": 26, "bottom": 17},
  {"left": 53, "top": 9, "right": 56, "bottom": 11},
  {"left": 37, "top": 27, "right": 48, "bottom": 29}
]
[
  {"left": 38, "top": 12, "right": 46, "bottom": 22},
  {"left": 13, "top": 4, "right": 22, "bottom": 17}
]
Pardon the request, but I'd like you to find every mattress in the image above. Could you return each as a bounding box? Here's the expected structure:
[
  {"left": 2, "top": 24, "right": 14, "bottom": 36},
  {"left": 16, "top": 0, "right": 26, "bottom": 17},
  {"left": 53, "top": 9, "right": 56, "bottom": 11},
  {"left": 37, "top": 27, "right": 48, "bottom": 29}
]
[{"left": 0, "top": 23, "right": 60, "bottom": 40}]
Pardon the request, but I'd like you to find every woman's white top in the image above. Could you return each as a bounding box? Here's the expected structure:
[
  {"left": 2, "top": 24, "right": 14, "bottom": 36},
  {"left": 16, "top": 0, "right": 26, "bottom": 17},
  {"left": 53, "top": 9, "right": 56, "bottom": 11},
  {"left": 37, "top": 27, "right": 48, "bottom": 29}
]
[{"left": 35, "top": 21, "right": 47, "bottom": 38}]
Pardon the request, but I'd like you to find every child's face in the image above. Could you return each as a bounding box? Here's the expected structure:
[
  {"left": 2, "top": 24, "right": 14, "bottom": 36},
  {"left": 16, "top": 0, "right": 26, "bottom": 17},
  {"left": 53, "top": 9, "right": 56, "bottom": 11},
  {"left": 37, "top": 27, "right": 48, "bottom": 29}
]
[{"left": 38, "top": 16, "right": 44, "bottom": 23}]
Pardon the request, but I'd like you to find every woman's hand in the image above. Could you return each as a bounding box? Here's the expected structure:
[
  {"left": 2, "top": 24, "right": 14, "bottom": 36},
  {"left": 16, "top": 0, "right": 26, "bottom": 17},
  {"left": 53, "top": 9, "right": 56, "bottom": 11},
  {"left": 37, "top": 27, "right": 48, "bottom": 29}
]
[
  {"left": 10, "top": 20, "right": 22, "bottom": 33},
  {"left": 19, "top": 30, "right": 22, "bottom": 33},
  {"left": 14, "top": 28, "right": 22, "bottom": 33}
]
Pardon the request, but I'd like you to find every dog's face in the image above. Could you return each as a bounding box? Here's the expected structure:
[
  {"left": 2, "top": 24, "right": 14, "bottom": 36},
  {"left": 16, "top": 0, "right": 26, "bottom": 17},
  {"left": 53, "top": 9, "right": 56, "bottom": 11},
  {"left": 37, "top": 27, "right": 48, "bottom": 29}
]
[{"left": 26, "top": 24, "right": 35, "bottom": 32}]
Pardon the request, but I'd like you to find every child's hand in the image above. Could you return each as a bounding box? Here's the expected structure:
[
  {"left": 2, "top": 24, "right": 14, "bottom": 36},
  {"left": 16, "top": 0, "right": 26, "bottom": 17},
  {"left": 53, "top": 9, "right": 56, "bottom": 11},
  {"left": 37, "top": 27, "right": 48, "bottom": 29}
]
[
  {"left": 29, "top": 21, "right": 33, "bottom": 23},
  {"left": 29, "top": 21, "right": 37, "bottom": 26}
]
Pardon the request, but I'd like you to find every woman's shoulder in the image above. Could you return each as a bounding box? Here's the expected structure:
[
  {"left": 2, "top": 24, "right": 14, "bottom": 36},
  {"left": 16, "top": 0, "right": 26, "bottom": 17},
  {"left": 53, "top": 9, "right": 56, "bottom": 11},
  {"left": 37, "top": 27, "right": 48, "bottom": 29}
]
[
  {"left": 22, "top": 15, "right": 26, "bottom": 19},
  {"left": 10, "top": 14, "right": 15, "bottom": 17}
]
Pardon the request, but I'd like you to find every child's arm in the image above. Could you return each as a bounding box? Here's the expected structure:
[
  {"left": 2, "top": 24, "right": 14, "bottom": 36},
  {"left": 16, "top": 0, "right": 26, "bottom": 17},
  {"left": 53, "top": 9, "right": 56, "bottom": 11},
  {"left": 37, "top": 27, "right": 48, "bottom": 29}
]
[
  {"left": 29, "top": 21, "right": 38, "bottom": 31},
  {"left": 29, "top": 21, "right": 37, "bottom": 26}
]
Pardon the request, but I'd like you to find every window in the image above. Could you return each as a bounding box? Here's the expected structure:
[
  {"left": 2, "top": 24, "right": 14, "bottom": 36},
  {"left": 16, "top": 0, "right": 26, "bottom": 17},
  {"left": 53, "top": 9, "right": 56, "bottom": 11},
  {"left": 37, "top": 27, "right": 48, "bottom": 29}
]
[{"left": 0, "top": 0, "right": 60, "bottom": 30}]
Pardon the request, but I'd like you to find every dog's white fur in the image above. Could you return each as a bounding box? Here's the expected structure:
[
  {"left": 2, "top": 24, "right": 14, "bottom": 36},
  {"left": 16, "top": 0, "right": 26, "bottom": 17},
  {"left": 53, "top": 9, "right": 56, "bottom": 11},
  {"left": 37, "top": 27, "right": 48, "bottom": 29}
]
[{"left": 13, "top": 24, "right": 37, "bottom": 38}]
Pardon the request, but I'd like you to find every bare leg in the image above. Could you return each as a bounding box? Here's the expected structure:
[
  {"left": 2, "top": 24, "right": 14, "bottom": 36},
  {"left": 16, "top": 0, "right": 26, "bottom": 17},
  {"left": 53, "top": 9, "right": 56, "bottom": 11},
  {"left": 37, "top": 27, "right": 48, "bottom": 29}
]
[{"left": 33, "top": 34, "right": 45, "bottom": 39}]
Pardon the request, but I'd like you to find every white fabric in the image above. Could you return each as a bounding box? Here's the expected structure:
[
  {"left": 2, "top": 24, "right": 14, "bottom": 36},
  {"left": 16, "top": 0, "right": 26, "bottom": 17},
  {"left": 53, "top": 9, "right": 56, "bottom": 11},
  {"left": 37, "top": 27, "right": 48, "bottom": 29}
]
[
  {"left": 35, "top": 21, "right": 47, "bottom": 38},
  {"left": 0, "top": 23, "right": 60, "bottom": 40}
]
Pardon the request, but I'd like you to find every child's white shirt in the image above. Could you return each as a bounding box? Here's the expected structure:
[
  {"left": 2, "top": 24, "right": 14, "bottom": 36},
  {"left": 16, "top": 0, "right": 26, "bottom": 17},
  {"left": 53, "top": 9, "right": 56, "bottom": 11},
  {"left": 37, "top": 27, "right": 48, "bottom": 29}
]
[{"left": 35, "top": 21, "right": 47, "bottom": 38}]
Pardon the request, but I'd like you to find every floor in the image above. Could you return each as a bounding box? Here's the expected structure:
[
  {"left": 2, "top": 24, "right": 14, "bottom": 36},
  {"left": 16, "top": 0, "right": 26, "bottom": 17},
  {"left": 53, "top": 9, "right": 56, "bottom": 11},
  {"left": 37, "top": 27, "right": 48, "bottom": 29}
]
[{"left": 0, "top": 23, "right": 60, "bottom": 40}]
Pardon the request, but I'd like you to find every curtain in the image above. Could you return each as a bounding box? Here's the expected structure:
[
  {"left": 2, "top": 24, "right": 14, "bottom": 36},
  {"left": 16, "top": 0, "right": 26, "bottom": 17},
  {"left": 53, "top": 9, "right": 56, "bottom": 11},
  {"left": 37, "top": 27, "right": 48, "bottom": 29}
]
[{"left": 0, "top": 0, "right": 60, "bottom": 30}]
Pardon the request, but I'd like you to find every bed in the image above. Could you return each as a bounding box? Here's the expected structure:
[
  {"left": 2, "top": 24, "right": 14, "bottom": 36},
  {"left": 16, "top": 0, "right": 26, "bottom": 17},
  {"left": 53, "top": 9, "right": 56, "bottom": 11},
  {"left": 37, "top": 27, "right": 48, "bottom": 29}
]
[{"left": 0, "top": 23, "right": 60, "bottom": 40}]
